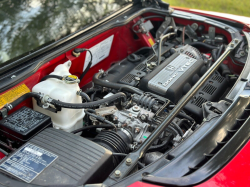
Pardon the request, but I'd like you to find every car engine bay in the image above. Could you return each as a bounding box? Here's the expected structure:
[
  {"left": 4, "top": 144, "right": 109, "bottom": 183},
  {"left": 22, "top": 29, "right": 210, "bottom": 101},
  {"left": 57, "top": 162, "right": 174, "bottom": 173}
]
[{"left": 0, "top": 8, "right": 248, "bottom": 187}]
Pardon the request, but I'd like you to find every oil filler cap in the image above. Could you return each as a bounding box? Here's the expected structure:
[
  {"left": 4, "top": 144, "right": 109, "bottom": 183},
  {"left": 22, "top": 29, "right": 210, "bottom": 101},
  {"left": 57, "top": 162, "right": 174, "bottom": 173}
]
[{"left": 63, "top": 75, "right": 80, "bottom": 84}]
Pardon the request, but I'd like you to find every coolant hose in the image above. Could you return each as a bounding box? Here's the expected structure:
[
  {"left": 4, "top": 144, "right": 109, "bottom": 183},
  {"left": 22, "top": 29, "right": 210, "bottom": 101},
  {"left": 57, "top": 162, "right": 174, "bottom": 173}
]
[
  {"left": 0, "top": 92, "right": 41, "bottom": 117},
  {"left": 92, "top": 71, "right": 143, "bottom": 95},
  {"left": 40, "top": 75, "right": 63, "bottom": 82},
  {"left": 78, "top": 92, "right": 91, "bottom": 102},
  {"left": 8, "top": 92, "right": 40, "bottom": 110},
  {"left": 50, "top": 92, "right": 126, "bottom": 109},
  {"left": 190, "top": 42, "right": 219, "bottom": 50}
]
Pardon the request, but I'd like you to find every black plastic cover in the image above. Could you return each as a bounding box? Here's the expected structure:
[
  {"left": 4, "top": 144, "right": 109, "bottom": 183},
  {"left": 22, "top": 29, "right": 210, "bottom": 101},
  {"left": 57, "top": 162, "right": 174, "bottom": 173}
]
[
  {"left": 184, "top": 73, "right": 228, "bottom": 121},
  {"left": 0, "top": 107, "right": 51, "bottom": 143},
  {"left": 139, "top": 53, "right": 206, "bottom": 103},
  {"left": 0, "top": 128, "right": 113, "bottom": 186}
]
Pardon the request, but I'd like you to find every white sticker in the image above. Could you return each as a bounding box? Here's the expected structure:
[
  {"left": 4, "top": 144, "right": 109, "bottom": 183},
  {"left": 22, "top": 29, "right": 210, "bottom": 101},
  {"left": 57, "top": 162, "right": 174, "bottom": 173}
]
[
  {"left": 83, "top": 35, "right": 114, "bottom": 71},
  {"left": 24, "top": 147, "right": 43, "bottom": 157}
]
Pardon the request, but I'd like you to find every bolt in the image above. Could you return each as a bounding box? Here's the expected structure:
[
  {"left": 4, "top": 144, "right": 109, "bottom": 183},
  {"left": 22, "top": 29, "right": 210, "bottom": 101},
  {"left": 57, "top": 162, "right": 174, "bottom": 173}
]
[
  {"left": 230, "top": 43, "right": 235, "bottom": 48},
  {"left": 180, "top": 49, "right": 184, "bottom": 52},
  {"left": 124, "top": 16, "right": 127, "bottom": 19},
  {"left": 240, "top": 51, "right": 245, "bottom": 57},
  {"left": 207, "top": 101, "right": 212, "bottom": 106},
  {"left": 126, "top": 158, "right": 132, "bottom": 166},
  {"left": 135, "top": 128, "right": 140, "bottom": 133},
  {"left": 234, "top": 39, "right": 239, "bottom": 44},
  {"left": 135, "top": 77, "right": 140, "bottom": 81},
  {"left": 114, "top": 170, "right": 121, "bottom": 178},
  {"left": 132, "top": 105, "right": 140, "bottom": 112},
  {"left": 140, "top": 114, "right": 147, "bottom": 121},
  {"left": 11, "top": 75, "right": 16, "bottom": 79}
]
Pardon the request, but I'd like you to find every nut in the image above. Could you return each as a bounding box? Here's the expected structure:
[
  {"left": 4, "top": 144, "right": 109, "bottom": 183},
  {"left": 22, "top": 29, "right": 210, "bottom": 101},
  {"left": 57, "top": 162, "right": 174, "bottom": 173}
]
[
  {"left": 126, "top": 158, "right": 132, "bottom": 166},
  {"left": 114, "top": 170, "right": 121, "bottom": 177}
]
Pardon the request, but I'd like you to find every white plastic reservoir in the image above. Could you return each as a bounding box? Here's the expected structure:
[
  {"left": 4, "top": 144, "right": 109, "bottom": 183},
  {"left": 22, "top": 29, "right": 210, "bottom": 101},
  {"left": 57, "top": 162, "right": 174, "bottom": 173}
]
[{"left": 32, "top": 60, "right": 85, "bottom": 133}]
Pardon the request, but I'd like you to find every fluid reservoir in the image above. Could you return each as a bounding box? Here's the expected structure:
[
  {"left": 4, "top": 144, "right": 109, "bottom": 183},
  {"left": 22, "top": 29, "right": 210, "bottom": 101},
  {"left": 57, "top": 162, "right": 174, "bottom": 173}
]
[{"left": 32, "top": 60, "right": 85, "bottom": 133}]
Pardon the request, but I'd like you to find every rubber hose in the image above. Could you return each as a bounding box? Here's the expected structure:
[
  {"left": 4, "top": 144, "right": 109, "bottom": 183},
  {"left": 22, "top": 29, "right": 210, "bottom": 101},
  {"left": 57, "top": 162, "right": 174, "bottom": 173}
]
[
  {"left": 190, "top": 42, "right": 219, "bottom": 50},
  {"left": 148, "top": 135, "right": 172, "bottom": 152},
  {"left": 92, "top": 71, "right": 143, "bottom": 95},
  {"left": 217, "top": 45, "right": 224, "bottom": 60},
  {"left": 40, "top": 75, "right": 63, "bottom": 82},
  {"left": 171, "top": 122, "right": 184, "bottom": 136},
  {"left": 212, "top": 49, "right": 218, "bottom": 61},
  {"left": 50, "top": 92, "right": 126, "bottom": 109},
  {"left": 79, "top": 92, "right": 91, "bottom": 102},
  {"left": 177, "top": 119, "right": 191, "bottom": 130},
  {"left": 167, "top": 126, "right": 179, "bottom": 136},
  {"left": 84, "top": 88, "right": 102, "bottom": 94},
  {"left": 9, "top": 92, "right": 40, "bottom": 111},
  {"left": 177, "top": 112, "right": 194, "bottom": 122},
  {"left": 71, "top": 124, "right": 115, "bottom": 134}
]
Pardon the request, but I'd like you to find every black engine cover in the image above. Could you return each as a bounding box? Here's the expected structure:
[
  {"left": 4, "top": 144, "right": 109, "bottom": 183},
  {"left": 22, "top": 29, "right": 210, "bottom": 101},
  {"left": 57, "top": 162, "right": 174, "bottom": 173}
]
[{"left": 139, "top": 53, "right": 207, "bottom": 103}]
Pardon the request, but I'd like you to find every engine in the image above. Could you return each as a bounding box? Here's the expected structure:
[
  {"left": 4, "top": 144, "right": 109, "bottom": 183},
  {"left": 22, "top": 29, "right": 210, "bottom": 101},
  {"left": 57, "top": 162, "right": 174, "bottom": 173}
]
[{"left": 0, "top": 16, "right": 238, "bottom": 186}]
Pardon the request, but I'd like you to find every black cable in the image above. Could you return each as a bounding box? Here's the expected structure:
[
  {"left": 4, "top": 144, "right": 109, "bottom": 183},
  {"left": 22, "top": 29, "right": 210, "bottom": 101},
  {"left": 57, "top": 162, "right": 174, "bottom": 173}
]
[
  {"left": 92, "top": 71, "right": 143, "bottom": 95},
  {"left": 190, "top": 42, "right": 219, "bottom": 50},
  {"left": 71, "top": 124, "right": 115, "bottom": 134},
  {"left": 84, "top": 109, "right": 117, "bottom": 131},
  {"left": 72, "top": 48, "right": 93, "bottom": 81},
  {"left": 229, "top": 54, "right": 244, "bottom": 67},
  {"left": 40, "top": 75, "right": 63, "bottom": 82}
]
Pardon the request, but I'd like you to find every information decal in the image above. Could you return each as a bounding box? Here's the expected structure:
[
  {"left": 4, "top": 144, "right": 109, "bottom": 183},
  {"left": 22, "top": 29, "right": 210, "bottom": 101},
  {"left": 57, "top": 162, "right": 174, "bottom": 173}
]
[
  {"left": 0, "top": 143, "right": 58, "bottom": 183},
  {"left": 83, "top": 35, "right": 114, "bottom": 71}
]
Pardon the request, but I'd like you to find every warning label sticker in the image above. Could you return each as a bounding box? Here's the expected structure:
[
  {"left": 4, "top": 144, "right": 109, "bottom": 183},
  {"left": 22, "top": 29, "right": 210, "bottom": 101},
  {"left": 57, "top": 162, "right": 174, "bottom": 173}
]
[
  {"left": 0, "top": 143, "right": 58, "bottom": 183},
  {"left": 0, "top": 84, "right": 30, "bottom": 109},
  {"left": 83, "top": 35, "right": 114, "bottom": 71}
]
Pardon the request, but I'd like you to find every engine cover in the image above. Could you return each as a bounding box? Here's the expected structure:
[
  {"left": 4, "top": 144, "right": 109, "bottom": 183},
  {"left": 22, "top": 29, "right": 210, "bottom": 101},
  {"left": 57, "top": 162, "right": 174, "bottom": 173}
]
[{"left": 139, "top": 53, "right": 206, "bottom": 103}]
